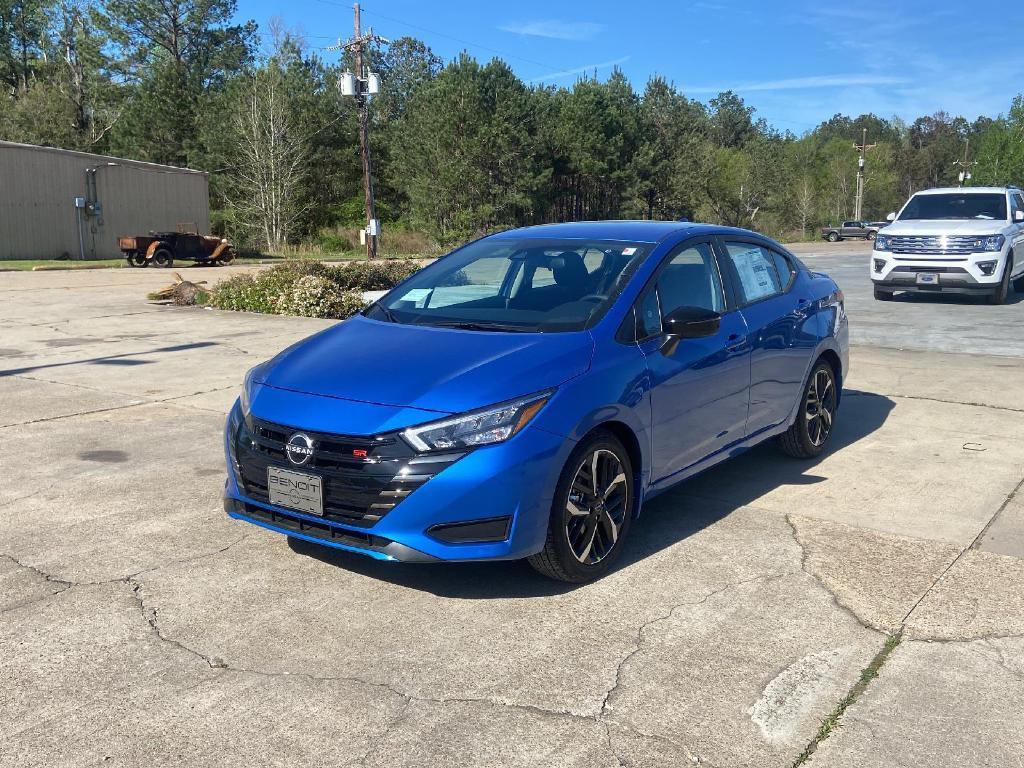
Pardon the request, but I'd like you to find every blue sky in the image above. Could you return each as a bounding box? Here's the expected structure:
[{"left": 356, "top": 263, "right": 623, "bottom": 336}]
[{"left": 239, "top": 0, "right": 1021, "bottom": 134}]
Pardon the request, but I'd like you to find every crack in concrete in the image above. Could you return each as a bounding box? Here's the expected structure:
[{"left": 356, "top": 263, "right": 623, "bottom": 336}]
[
  {"left": 785, "top": 515, "right": 883, "bottom": 632},
  {"left": 845, "top": 390, "right": 1024, "bottom": 414},
  {"left": 600, "top": 571, "right": 792, "bottom": 719}
]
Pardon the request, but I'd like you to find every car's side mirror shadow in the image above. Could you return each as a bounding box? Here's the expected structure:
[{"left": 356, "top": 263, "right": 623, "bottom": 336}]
[
  {"left": 661, "top": 307, "right": 721, "bottom": 356},
  {"left": 886, "top": 212, "right": 896, "bottom": 222},
  {"left": 1014, "top": 210, "right": 1024, "bottom": 223}
]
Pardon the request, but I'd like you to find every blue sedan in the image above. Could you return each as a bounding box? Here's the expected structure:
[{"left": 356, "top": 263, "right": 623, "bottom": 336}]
[{"left": 224, "top": 222, "right": 848, "bottom": 582}]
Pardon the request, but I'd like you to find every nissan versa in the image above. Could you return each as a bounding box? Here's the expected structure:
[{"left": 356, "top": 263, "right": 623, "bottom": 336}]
[{"left": 224, "top": 222, "right": 848, "bottom": 582}]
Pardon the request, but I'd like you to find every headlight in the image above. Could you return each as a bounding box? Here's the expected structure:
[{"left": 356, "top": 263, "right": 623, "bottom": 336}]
[
  {"left": 240, "top": 363, "right": 266, "bottom": 416},
  {"left": 874, "top": 235, "right": 891, "bottom": 252},
  {"left": 403, "top": 390, "right": 553, "bottom": 452},
  {"left": 977, "top": 235, "right": 1005, "bottom": 252}
]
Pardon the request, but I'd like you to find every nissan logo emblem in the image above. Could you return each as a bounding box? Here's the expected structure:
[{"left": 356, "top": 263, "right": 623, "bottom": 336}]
[{"left": 285, "top": 433, "right": 315, "bottom": 466}]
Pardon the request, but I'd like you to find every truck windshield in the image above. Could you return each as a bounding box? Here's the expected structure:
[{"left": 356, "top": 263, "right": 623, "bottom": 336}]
[
  {"left": 899, "top": 193, "right": 1007, "bottom": 221},
  {"left": 364, "top": 238, "right": 650, "bottom": 332}
]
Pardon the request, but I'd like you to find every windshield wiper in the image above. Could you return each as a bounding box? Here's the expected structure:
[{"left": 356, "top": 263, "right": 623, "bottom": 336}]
[
  {"left": 367, "top": 302, "right": 398, "bottom": 323},
  {"left": 430, "top": 321, "right": 533, "bottom": 333}
]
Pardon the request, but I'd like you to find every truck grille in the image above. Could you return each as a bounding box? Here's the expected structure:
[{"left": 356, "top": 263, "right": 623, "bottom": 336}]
[
  {"left": 890, "top": 235, "right": 981, "bottom": 256},
  {"left": 231, "top": 416, "right": 462, "bottom": 528}
]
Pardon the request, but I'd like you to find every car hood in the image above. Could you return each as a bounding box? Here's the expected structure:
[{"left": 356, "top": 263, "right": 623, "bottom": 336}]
[
  {"left": 258, "top": 315, "right": 594, "bottom": 415},
  {"left": 882, "top": 219, "right": 1010, "bottom": 236}
]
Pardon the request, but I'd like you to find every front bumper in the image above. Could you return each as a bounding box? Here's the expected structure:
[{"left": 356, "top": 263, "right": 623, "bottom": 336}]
[
  {"left": 870, "top": 250, "right": 1005, "bottom": 293},
  {"left": 223, "top": 399, "right": 571, "bottom": 563}
]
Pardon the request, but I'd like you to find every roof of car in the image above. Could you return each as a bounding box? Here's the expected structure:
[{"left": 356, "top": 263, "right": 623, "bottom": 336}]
[
  {"left": 490, "top": 220, "right": 730, "bottom": 243},
  {"left": 914, "top": 186, "right": 1014, "bottom": 195}
]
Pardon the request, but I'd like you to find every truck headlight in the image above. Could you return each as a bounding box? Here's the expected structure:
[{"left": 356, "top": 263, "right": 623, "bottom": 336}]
[
  {"left": 978, "top": 235, "right": 1005, "bottom": 252},
  {"left": 403, "top": 390, "right": 553, "bottom": 452},
  {"left": 874, "top": 235, "right": 891, "bottom": 252}
]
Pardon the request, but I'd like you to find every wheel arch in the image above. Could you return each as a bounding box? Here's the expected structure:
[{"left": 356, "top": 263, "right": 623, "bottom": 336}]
[{"left": 817, "top": 348, "right": 844, "bottom": 407}]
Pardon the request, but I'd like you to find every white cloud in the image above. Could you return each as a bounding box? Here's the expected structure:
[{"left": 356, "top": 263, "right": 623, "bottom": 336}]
[
  {"left": 528, "top": 56, "right": 631, "bottom": 83},
  {"left": 500, "top": 20, "right": 604, "bottom": 41},
  {"left": 685, "top": 74, "right": 908, "bottom": 95}
]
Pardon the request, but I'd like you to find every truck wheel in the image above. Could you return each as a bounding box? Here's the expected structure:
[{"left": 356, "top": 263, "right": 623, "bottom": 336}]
[
  {"left": 827, "top": 232, "right": 840, "bottom": 242},
  {"left": 988, "top": 255, "right": 1012, "bottom": 305},
  {"left": 218, "top": 250, "right": 235, "bottom": 266},
  {"left": 867, "top": 231, "right": 876, "bottom": 241},
  {"left": 126, "top": 252, "right": 147, "bottom": 267},
  {"left": 873, "top": 287, "right": 894, "bottom": 301},
  {"left": 152, "top": 248, "right": 174, "bottom": 268}
]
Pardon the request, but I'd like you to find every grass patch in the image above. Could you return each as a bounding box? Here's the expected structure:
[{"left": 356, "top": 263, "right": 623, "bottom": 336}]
[
  {"left": 791, "top": 631, "right": 903, "bottom": 767},
  {"left": 0, "top": 259, "right": 125, "bottom": 271}
]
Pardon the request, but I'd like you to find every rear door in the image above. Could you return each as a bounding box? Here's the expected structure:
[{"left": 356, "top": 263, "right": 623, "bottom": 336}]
[
  {"left": 636, "top": 239, "right": 751, "bottom": 481},
  {"left": 717, "top": 238, "right": 818, "bottom": 437}
]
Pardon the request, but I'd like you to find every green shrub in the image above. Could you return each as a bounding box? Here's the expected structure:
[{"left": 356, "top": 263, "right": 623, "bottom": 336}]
[
  {"left": 317, "top": 232, "right": 354, "bottom": 253},
  {"left": 208, "top": 259, "right": 422, "bottom": 319}
]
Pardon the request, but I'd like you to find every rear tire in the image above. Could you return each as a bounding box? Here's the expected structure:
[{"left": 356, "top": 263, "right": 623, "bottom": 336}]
[
  {"left": 152, "top": 248, "right": 174, "bottom": 268},
  {"left": 778, "top": 361, "right": 838, "bottom": 459},
  {"left": 988, "top": 255, "right": 1012, "bottom": 305},
  {"left": 867, "top": 231, "right": 876, "bottom": 241},
  {"left": 873, "top": 286, "right": 894, "bottom": 301},
  {"left": 827, "top": 232, "right": 840, "bottom": 242},
  {"left": 528, "top": 431, "right": 634, "bottom": 583}
]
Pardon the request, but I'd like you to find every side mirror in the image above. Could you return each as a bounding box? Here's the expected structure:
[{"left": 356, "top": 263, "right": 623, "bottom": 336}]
[
  {"left": 661, "top": 306, "right": 721, "bottom": 356},
  {"left": 886, "top": 212, "right": 896, "bottom": 222},
  {"left": 1014, "top": 210, "right": 1024, "bottom": 223}
]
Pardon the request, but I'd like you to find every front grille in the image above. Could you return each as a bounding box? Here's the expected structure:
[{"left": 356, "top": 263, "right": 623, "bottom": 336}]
[
  {"left": 890, "top": 235, "right": 981, "bottom": 256},
  {"left": 232, "top": 416, "right": 463, "bottom": 528},
  {"left": 889, "top": 266, "right": 967, "bottom": 274}
]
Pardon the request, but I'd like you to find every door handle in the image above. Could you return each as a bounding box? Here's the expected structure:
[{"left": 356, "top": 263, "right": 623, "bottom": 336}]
[{"left": 725, "top": 333, "right": 745, "bottom": 352}]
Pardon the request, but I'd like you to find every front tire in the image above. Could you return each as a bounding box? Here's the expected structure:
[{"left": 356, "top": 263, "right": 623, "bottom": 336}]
[
  {"left": 867, "top": 231, "right": 876, "bottom": 241},
  {"left": 528, "top": 431, "right": 633, "bottom": 583},
  {"left": 778, "top": 361, "right": 838, "bottom": 459},
  {"left": 988, "top": 254, "right": 1012, "bottom": 304}
]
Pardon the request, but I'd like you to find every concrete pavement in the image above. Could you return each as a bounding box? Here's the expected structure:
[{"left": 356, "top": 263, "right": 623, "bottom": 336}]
[{"left": 1, "top": 256, "right": 1023, "bottom": 767}]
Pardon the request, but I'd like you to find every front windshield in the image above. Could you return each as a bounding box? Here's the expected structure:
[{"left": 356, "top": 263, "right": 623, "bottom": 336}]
[
  {"left": 366, "top": 238, "right": 651, "bottom": 332},
  {"left": 899, "top": 193, "right": 1007, "bottom": 221}
]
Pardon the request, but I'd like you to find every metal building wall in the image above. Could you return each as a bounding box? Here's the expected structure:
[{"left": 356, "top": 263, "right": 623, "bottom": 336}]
[{"left": 0, "top": 141, "right": 210, "bottom": 260}]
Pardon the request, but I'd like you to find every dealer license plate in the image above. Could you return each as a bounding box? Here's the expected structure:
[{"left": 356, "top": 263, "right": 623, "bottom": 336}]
[
  {"left": 916, "top": 273, "right": 939, "bottom": 285},
  {"left": 267, "top": 466, "right": 323, "bottom": 516}
]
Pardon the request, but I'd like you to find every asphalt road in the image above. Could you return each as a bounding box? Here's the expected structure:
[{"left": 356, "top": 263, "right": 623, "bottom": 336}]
[{"left": 1, "top": 261, "right": 1023, "bottom": 767}]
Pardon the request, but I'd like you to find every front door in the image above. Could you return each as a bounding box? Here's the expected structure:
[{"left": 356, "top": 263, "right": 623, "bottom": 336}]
[{"left": 639, "top": 240, "right": 752, "bottom": 482}]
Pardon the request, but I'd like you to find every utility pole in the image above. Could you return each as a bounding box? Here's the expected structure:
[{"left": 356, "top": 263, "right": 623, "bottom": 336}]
[
  {"left": 953, "top": 138, "right": 977, "bottom": 187},
  {"left": 853, "top": 128, "right": 877, "bottom": 222},
  {"left": 331, "top": 4, "right": 388, "bottom": 259}
]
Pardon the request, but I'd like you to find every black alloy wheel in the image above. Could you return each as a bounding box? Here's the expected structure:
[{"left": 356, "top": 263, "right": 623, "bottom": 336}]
[
  {"left": 528, "top": 431, "right": 633, "bottom": 582},
  {"left": 778, "top": 361, "right": 838, "bottom": 459}
]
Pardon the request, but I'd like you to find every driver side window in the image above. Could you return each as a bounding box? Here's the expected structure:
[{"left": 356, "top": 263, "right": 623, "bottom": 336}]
[{"left": 656, "top": 243, "right": 724, "bottom": 317}]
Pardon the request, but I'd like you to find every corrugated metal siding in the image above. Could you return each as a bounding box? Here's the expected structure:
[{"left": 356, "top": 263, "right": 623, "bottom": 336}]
[{"left": 0, "top": 142, "right": 210, "bottom": 260}]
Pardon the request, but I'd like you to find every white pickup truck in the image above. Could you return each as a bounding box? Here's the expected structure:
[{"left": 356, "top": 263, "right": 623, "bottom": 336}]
[{"left": 871, "top": 186, "right": 1024, "bottom": 304}]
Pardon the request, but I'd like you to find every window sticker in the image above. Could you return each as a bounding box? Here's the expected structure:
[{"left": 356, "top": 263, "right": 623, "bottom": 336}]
[
  {"left": 622, "top": 247, "right": 637, "bottom": 256},
  {"left": 731, "top": 248, "right": 776, "bottom": 301}
]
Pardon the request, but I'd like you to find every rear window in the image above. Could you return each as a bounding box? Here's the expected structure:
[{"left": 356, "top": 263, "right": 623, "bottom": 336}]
[{"left": 899, "top": 193, "right": 1007, "bottom": 221}]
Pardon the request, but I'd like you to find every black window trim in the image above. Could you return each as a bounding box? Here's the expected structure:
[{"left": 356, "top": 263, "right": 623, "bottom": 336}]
[{"left": 714, "top": 236, "right": 800, "bottom": 309}]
